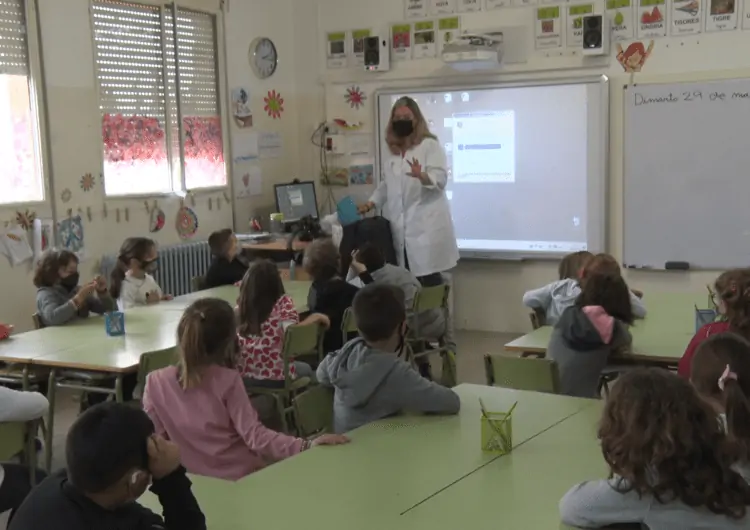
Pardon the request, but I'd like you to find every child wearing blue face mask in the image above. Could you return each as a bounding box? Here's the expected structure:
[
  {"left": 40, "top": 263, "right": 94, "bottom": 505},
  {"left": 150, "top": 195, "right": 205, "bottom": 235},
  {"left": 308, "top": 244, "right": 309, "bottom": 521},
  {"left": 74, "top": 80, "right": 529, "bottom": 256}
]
[{"left": 110, "top": 238, "right": 173, "bottom": 311}]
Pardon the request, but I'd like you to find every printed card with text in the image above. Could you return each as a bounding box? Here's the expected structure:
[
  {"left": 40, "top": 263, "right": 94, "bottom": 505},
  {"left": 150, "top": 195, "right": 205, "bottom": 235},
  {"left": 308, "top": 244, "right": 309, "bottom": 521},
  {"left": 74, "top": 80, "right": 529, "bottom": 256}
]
[
  {"left": 405, "top": 0, "right": 429, "bottom": 18},
  {"left": 670, "top": 0, "right": 701, "bottom": 35},
  {"left": 485, "top": 0, "right": 511, "bottom": 7},
  {"left": 430, "top": 0, "right": 457, "bottom": 14},
  {"left": 567, "top": 3, "right": 595, "bottom": 47},
  {"left": 326, "top": 32, "right": 347, "bottom": 68},
  {"left": 607, "top": 0, "right": 636, "bottom": 39},
  {"left": 535, "top": 6, "right": 563, "bottom": 48},
  {"left": 637, "top": 0, "right": 667, "bottom": 37},
  {"left": 391, "top": 24, "right": 413, "bottom": 60},
  {"left": 743, "top": 0, "right": 750, "bottom": 28},
  {"left": 705, "top": 0, "right": 737, "bottom": 31},
  {"left": 514, "top": 0, "right": 538, "bottom": 7},
  {"left": 458, "top": 0, "right": 483, "bottom": 11},
  {"left": 350, "top": 29, "right": 371, "bottom": 66},
  {"left": 438, "top": 16, "right": 461, "bottom": 53},
  {"left": 414, "top": 20, "right": 437, "bottom": 58}
]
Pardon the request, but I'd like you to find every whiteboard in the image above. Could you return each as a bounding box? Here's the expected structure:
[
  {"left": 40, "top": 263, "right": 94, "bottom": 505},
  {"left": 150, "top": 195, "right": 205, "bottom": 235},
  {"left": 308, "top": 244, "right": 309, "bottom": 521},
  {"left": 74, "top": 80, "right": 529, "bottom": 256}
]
[
  {"left": 374, "top": 77, "right": 608, "bottom": 260},
  {"left": 624, "top": 78, "right": 750, "bottom": 270}
]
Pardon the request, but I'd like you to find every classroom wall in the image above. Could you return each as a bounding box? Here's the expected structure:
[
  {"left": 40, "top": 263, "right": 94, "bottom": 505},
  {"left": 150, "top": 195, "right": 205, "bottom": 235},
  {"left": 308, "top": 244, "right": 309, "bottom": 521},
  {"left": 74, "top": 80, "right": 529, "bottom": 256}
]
[{"left": 288, "top": 0, "right": 750, "bottom": 333}]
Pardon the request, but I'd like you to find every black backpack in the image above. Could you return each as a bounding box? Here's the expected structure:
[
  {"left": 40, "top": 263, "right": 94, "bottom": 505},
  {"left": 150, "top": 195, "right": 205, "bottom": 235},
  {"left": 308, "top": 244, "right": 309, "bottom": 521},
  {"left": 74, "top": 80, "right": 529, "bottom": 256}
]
[{"left": 339, "top": 216, "right": 398, "bottom": 276}]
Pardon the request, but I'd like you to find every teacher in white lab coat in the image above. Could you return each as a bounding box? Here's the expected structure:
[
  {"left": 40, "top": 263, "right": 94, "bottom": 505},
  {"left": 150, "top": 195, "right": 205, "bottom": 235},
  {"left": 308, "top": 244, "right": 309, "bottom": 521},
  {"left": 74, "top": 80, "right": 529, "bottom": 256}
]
[{"left": 359, "top": 96, "right": 459, "bottom": 285}]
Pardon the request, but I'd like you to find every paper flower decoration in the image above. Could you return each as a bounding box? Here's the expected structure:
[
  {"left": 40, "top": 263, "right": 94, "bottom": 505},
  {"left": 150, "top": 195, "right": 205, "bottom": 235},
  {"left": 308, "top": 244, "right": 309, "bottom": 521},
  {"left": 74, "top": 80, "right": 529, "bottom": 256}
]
[
  {"left": 60, "top": 188, "right": 72, "bottom": 203},
  {"left": 80, "top": 173, "right": 95, "bottom": 191},
  {"left": 264, "top": 90, "right": 284, "bottom": 119},
  {"left": 345, "top": 86, "right": 367, "bottom": 109},
  {"left": 175, "top": 206, "right": 199, "bottom": 239},
  {"left": 15, "top": 210, "right": 35, "bottom": 230}
]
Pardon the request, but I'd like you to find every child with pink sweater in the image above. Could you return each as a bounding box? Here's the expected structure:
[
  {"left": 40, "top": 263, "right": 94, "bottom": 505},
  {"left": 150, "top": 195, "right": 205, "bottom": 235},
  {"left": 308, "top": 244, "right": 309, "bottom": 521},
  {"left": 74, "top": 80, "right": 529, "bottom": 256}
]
[{"left": 142, "top": 298, "right": 349, "bottom": 481}]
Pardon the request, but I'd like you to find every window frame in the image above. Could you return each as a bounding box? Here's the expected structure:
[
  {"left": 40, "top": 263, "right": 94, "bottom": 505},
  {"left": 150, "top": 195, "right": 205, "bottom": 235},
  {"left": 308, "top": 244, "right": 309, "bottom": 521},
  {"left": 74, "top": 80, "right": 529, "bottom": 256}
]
[
  {"left": 0, "top": 0, "right": 52, "bottom": 207},
  {"left": 90, "top": 0, "right": 229, "bottom": 199}
]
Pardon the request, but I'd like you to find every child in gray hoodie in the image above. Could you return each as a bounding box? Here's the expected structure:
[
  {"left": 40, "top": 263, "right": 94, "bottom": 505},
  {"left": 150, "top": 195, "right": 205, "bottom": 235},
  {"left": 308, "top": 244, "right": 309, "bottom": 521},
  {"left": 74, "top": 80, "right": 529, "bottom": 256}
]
[{"left": 316, "top": 283, "right": 460, "bottom": 434}]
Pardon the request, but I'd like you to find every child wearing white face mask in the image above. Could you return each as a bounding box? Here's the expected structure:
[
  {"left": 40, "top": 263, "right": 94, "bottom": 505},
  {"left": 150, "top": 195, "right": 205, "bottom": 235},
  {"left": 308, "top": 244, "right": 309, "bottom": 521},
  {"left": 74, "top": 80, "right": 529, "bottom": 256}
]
[{"left": 110, "top": 237, "right": 173, "bottom": 310}]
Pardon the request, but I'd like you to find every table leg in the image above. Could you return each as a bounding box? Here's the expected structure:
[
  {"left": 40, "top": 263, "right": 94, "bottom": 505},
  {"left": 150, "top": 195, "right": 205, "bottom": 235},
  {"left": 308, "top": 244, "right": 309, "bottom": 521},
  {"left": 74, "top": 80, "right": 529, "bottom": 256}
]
[
  {"left": 115, "top": 375, "right": 123, "bottom": 403},
  {"left": 44, "top": 368, "right": 57, "bottom": 472},
  {"left": 22, "top": 364, "right": 29, "bottom": 391}
]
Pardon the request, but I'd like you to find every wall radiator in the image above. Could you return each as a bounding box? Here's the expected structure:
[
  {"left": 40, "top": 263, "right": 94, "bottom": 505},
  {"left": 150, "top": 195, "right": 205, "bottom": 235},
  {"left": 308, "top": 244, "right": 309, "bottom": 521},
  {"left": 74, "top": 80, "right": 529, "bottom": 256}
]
[{"left": 99, "top": 240, "right": 212, "bottom": 297}]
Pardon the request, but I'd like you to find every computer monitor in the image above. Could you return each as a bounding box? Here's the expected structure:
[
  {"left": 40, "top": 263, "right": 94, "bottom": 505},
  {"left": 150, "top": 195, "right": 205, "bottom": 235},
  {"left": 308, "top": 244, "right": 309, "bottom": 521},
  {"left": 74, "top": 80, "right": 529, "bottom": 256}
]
[{"left": 274, "top": 180, "right": 319, "bottom": 223}]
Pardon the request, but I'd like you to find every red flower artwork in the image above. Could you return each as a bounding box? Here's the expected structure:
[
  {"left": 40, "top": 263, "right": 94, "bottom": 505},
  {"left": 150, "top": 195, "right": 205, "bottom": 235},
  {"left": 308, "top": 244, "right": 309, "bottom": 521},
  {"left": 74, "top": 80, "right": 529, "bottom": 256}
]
[
  {"left": 345, "top": 86, "right": 367, "bottom": 109},
  {"left": 264, "top": 90, "right": 284, "bottom": 119}
]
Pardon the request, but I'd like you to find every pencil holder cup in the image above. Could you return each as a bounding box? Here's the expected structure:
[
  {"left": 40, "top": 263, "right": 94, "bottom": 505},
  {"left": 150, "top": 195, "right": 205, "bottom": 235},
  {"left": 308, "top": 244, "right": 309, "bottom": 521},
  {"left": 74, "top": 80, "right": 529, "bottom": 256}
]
[
  {"left": 481, "top": 410, "right": 513, "bottom": 454},
  {"left": 695, "top": 308, "right": 717, "bottom": 332},
  {"left": 105, "top": 311, "right": 125, "bottom": 336}
]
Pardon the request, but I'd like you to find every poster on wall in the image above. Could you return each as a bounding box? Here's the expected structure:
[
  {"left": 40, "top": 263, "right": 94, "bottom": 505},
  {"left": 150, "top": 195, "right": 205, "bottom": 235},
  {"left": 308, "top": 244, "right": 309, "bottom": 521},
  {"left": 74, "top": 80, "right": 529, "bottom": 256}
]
[
  {"left": 485, "top": 0, "right": 511, "bottom": 8},
  {"left": 391, "top": 24, "right": 413, "bottom": 60},
  {"left": 326, "top": 32, "right": 348, "bottom": 68},
  {"left": 457, "top": 0, "right": 483, "bottom": 11},
  {"left": 670, "top": 0, "right": 701, "bottom": 34},
  {"left": 535, "top": 5, "right": 564, "bottom": 48},
  {"left": 743, "top": 0, "right": 750, "bottom": 28},
  {"left": 405, "top": 0, "right": 429, "bottom": 18},
  {"left": 430, "top": 0, "right": 457, "bottom": 14},
  {"left": 350, "top": 29, "right": 371, "bottom": 66},
  {"left": 437, "top": 16, "right": 461, "bottom": 52},
  {"left": 705, "top": 0, "right": 737, "bottom": 31},
  {"left": 566, "top": 3, "right": 595, "bottom": 47},
  {"left": 637, "top": 0, "right": 667, "bottom": 37},
  {"left": 413, "top": 20, "right": 437, "bottom": 58},
  {"left": 607, "top": 0, "right": 636, "bottom": 39}
]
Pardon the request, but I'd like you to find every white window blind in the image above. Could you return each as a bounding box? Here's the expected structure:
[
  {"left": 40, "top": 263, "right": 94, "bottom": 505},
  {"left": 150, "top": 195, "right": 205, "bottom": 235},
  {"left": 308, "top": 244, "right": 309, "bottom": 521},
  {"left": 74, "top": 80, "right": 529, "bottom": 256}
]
[
  {"left": 92, "top": 0, "right": 224, "bottom": 196},
  {"left": 0, "top": 0, "right": 28, "bottom": 76}
]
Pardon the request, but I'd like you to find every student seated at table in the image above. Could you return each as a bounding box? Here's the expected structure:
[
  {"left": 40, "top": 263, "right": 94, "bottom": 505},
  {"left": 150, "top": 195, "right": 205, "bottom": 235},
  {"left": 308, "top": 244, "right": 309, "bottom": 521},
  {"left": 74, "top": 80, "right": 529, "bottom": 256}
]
[
  {"left": 547, "top": 271, "right": 634, "bottom": 398},
  {"left": 679, "top": 268, "right": 750, "bottom": 379},
  {"left": 691, "top": 332, "right": 750, "bottom": 477},
  {"left": 10, "top": 402, "right": 206, "bottom": 530},
  {"left": 303, "top": 237, "right": 359, "bottom": 354},
  {"left": 143, "top": 298, "right": 349, "bottom": 480},
  {"left": 110, "top": 237, "right": 173, "bottom": 310},
  {"left": 34, "top": 249, "right": 115, "bottom": 327},
  {"left": 560, "top": 368, "right": 750, "bottom": 529},
  {"left": 317, "top": 283, "right": 460, "bottom": 434},
  {"left": 204, "top": 229, "right": 249, "bottom": 288},
  {"left": 0, "top": 386, "right": 48, "bottom": 523},
  {"left": 236, "top": 259, "right": 327, "bottom": 388},
  {"left": 522, "top": 252, "right": 646, "bottom": 326}
]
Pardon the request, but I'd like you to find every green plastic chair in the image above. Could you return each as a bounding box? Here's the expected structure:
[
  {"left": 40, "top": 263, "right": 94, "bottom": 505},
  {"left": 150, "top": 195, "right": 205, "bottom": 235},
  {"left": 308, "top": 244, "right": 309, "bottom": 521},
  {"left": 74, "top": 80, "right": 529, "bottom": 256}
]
[
  {"left": 484, "top": 354, "right": 560, "bottom": 394},
  {"left": 191, "top": 276, "right": 207, "bottom": 292},
  {"left": 0, "top": 420, "right": 40, "bottom": 483},
  {"left": 246, "top": 324, "right": 322, "bottom": 433},
  {"left": 340, "top": 307, "right": 358, "bottom": 345},
  {"left": 293, "top": 385, "right": 334, "bottom": 438},
  {"left": 133, "top": 347, "right": 177, "bottom": 400},
  {"left": 407, "top": 284, "right": 457, "bottom": 387}
]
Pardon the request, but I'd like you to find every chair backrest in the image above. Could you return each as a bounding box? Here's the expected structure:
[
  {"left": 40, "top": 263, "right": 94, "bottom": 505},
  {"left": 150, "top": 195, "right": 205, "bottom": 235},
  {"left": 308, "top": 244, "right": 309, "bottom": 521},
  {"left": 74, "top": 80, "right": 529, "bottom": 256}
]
[
  {"left": 293, "top": 385, "right": 334, "bottom": 438},
  {"left": 31, "top": 313, "right": 44, "bottom": 330},
  {"left": 529, "top": 308, "right": 546, "bottom": 330},
  {"left": 0, "top": 421, "right": 28, "bottom": 461},
  {"left": 137, "top": 347, "right": 177, "bottom": 390},
  {"left": 282, "top": 324, "right": 323, "bottom": 359},
  {"left": 484, "top": 354, "right": 560, "bottom": 394},
  {"left": 191, "top": 276, "right": 206, "bottom": 292},
  {"left": 413, "top": 284, "right": 450, "bottom": 313},
  {"left": 341, "top": 307, "right": 358, "bottom": 343}
]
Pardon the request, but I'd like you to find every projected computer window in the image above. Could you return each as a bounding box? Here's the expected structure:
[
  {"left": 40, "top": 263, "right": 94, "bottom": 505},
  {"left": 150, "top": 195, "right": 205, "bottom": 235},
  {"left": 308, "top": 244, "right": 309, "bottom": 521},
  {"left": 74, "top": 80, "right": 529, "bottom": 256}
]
[{"left": 451, "top": 111, "right": 515, "bottom": 184}]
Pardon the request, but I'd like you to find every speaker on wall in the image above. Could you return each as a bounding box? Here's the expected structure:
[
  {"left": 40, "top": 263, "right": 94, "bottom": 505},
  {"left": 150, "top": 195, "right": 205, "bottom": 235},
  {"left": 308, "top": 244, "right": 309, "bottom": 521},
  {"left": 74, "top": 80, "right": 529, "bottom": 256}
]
[
  {"left": 582, "top": 14, "right": 609, "bottom": 56},
  {"left": 364, "top": 36, "right": 390, "bottom": 72}
]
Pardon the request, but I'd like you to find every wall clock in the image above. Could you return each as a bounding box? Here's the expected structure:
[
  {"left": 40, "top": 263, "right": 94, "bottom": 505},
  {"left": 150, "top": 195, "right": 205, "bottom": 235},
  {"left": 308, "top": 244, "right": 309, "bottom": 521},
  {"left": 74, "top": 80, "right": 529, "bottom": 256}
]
[{"left": 249, "top": 37, "right": 278, "bottom": 79}]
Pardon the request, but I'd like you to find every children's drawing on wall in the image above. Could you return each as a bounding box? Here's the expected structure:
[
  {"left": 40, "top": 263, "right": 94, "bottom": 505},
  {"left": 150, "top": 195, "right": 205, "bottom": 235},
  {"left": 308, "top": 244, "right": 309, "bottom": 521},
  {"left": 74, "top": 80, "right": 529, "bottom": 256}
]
[
  {"left": 264, "top": 90, "right": 284, "bottom": 119},
  {"left": 148, "top": 204, "right": 165, "bottom": 233},
  {"left": 15, "top": 210, "right": 35, "bottom": 230},
  {"left": 345, "top": 86, "right": 367, "bottom": 110},
  {"left": 39, "top": 218, "right": 54, "bottom": 252},
  {"left": 349, "top": 164, "right": 374, "bottom": 185},
  {"left": 706, "top": 0, "right": 737, "bottom": 31},
  {"left": 616, "top": 40, "right": 654, "bottom": 74},
  {"left": 323, "top": 167, "right": 349, "bottom": 187},
  {"left": 231, "top": 87, "right": 253, "bottom": 128},
  {"left": 0, "top": 225, "right": 33, "bottom": 266},
  {"left": 58, "top": 215, "right": 85, "bottom": 258}
]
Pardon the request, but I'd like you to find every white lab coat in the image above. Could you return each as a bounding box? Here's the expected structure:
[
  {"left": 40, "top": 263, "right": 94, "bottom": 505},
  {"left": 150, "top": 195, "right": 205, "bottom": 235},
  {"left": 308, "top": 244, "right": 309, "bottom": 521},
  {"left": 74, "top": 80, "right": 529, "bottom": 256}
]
[{"left": 370, "top": 137, "right": 459, "bottom": 277}]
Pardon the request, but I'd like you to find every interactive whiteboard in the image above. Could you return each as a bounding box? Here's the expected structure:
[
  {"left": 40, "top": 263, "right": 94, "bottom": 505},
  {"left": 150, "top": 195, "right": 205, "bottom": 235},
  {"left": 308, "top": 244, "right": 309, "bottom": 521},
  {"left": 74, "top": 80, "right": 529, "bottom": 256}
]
[
  {"left": 375, "top": 77, "right": 608, "bottom": 260},
  {"left": 624, "top": 77, "right": 750, "bottom": 270}
]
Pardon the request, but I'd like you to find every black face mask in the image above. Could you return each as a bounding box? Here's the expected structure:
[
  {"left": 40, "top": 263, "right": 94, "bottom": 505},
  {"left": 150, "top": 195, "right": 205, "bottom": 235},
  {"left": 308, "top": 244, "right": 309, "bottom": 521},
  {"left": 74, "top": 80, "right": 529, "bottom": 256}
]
[
  {"left": 392, "top": 119, "right": 414, "bottom": 138},
  {"left": 60, "top": 272, "right": 79, "bottom": 292},
  {"left": 141, "top": 259, "right": 158, "bottom": 273}
]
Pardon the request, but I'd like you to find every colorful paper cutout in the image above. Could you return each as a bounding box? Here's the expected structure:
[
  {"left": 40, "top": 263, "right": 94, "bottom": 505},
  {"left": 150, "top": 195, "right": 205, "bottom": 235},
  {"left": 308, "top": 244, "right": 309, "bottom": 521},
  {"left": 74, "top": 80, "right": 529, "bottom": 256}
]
[
  {"left": 149, "top": 207, "right": 165, "bottom": 233},
  {"left": 15, "top": 210, "right": 35, "bottom": 230},
  {"left": 345, "top": 86, "right": 367, "bottom": 109},
  {"left": 58, "top": 215, "right": 84, "bottom": 256},
  {"left": 175, "top": 206, "right": 199, "bottom": 239},
  {"left": 264, "top": 90, "right": 284, "bottom": 119},
  {"left": 80, "top": 173, "right": 95, "bottom": 191},
  {"left": 0, "top": 226, "right": 32, "bottom": 266},
  {"left": 349, "top": 164, "right": 374, "bottom": 185},
  {"left": 616, "top": 40, "right": 654, "bottom": 72}
]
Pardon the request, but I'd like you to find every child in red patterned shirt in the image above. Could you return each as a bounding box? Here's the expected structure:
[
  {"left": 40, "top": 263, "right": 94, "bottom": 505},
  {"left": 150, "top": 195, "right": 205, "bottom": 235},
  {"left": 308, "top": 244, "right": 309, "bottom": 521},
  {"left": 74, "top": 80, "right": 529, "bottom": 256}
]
[{"left": 237, "top": 259, "right": 329, "bottom": 388}]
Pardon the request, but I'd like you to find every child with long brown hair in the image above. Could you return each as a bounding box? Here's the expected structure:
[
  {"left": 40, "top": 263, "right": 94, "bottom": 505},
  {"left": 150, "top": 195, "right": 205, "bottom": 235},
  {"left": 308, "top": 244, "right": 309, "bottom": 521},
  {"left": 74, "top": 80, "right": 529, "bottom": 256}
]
[
  {"left": 691, "top": 333, "right": 750, "bottom": 476},
  {"left": 546, "top": 272, "right": 635, "bottom": 397},
  {"left": 237, "top": 259, "right": 328, "bottom": 387},
  {"left": 560, "top": 368, "right": 750, "bottom": 529},
  {"left": 110, "top": 237, "right": 172, "bottom": 310},
  {"left": 679, "top": 268, "right": 750, "bottom": 378},
  {"left": 142, "top": 298, "right": 348, "bottom": 481}
]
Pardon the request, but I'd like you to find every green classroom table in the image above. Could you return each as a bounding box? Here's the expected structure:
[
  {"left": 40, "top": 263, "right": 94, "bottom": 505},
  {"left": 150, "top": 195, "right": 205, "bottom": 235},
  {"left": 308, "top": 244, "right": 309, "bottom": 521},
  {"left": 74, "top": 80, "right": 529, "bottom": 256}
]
[
  {"left": 401, "top": 403, "right": 606, "bottom": 530},
  {"left": 506, "top": 292, "right": 708, "bottom": 365},
  {"left": 137, "top": 385, "right": 599, "bottom": 529}
]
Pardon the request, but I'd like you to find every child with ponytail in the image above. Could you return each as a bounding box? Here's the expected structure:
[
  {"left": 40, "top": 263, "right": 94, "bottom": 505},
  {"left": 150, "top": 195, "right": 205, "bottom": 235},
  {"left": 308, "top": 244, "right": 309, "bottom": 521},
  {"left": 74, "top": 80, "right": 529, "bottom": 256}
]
[
  {"left": 142, "top": 298, "right": 348, "bottom": 481},
  {"left": 691, "top": 332, "right": 750, "bottom": 475},
  {"left": 110, "top": 237, "right": 173, "bottom": 310}
]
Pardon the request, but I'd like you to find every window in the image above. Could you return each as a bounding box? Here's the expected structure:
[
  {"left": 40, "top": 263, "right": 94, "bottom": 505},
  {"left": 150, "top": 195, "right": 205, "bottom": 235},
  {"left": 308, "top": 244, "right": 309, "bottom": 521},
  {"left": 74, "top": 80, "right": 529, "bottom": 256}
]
[
  {"left": 0, "top": 0, "right": 45, "bottom": 204},
  {"left": 92, "top": 0, "right": 225, "bottom": 196}
]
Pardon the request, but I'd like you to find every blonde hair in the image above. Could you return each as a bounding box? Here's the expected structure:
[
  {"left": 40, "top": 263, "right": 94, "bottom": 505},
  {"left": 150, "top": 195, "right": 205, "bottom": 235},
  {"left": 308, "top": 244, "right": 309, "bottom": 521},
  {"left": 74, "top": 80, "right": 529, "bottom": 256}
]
[{"left": 385, "top": 97, "right": 437, "bottom": 155}]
